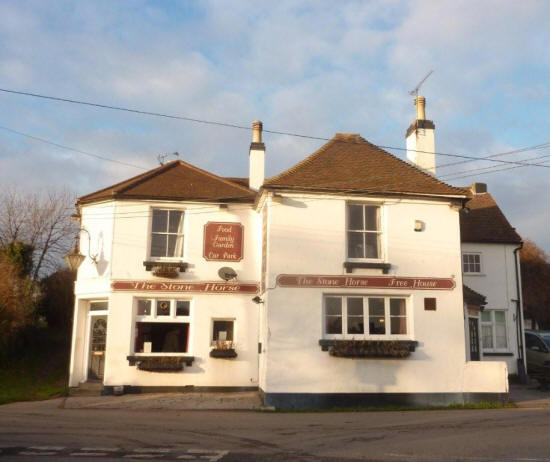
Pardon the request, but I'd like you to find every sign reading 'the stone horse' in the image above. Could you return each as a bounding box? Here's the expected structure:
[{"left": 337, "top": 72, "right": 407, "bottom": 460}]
[{"left": 203, "top": 222, "right": 244, "bottom": 262}]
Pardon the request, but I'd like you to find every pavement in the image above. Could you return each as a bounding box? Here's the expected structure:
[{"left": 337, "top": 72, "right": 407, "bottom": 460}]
[{"left": 509, "top": 378, "right": 550, "bottom": 408}]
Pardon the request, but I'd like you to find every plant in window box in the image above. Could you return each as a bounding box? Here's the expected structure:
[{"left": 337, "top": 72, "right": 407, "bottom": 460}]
[
  {"left": 209, "top": 340, "right": 238, "bottom": 358},
  {"left": 152, "top": 265, "right": 179, "bottom": 278},
  {"left": 328, "top": 339, "right": 413, "bottom": 358}
]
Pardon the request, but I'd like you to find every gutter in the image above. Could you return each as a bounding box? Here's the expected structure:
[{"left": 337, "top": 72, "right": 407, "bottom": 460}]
[{"left": 513, "top": 243, "right": 528, "bottom": 383}]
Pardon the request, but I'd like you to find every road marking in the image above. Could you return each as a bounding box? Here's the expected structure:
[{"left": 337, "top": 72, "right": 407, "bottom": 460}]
[
  {"left": 133, "top": 448, "right": 172, "bottom": 453},
  {"left": 19, "top": 451, "right": 58, "bottom": 456},
  {"left": 29, "top": 446, "right": 65, "bottom": 451},
  {"left": 81, "top": 447, "right": 120, "bottom": 451},
  {"left": 70, "top": 453, "right": 108, "bottom": 457}
]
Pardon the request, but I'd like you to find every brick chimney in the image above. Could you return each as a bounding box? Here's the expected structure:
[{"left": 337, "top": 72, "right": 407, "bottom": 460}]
[
  {"left": 249, "top": 120, "right": 265, "bottom": 191},
  {"left": 406, "top": 96, "right": 436, "bottom": 175}
]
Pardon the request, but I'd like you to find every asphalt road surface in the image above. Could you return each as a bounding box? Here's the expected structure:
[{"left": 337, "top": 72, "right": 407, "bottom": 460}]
[{"left": 1, "top": 398, "right": 550, "bottom": 461}]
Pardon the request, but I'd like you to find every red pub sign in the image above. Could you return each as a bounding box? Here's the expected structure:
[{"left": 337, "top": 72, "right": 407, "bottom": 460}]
[
  {"left": 203, "top": 222, "right": 244, "bottom": 262},
  {"left": 276, "top": 274, "right": 455, "bottom": 290},
  {"left": 112, "top": 280, "right": 259, "bottom": 294}
]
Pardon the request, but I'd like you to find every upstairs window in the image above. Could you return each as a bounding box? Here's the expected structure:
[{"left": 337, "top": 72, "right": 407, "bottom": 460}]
[
  {"left": 347, "top": 204, "right": 381, "bottom": 259},
  {"left": 150, "top": 209, "right": 184, "bottom": 258},
  {"left": 463, "top": 253, "right": 481, "bottom": 274}
]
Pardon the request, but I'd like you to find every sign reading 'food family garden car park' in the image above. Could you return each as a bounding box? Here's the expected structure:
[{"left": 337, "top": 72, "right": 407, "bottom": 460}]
[{"left": 203, "top": 222, "right": 244, "bottom": 262}]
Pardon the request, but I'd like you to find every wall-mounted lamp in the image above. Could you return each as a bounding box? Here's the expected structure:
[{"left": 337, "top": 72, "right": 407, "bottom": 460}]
[
  {"left": 63, "top": 228, "right": 98, "bottom": 271},
  {"left": 414, "top": 220, "right": 425, "bottom": 232}
]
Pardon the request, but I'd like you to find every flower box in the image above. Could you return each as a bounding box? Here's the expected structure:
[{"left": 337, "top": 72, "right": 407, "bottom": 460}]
[
  {"left": 126, "top": 355, "right": 194, "bottom": 372},
  {"left": 209, "top": 348, "right": 238, "bottom": 359},
  {"left": 318, "top": 340, "right": 418, "bottom": 358}
]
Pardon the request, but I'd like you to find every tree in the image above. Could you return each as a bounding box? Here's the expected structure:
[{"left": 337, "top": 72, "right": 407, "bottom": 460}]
[
  {"left": 520, "top": 239, "right": 550, "bottom": 328},
  {"left": 0, "top": 188, "right": 77, "bottom": 279},
  {"left": 38, "top": 268, "right": 75, "bottom": 335}
]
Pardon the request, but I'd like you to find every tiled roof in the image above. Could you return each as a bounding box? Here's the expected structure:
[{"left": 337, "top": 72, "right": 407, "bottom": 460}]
[
  {"left": 463, "top": 284, "right": 487, "bottom": 307},
  {"left": 78, "top": 160, "right": 255, "bottom": 205},
  {"left": 264, "top": 133, "right": 466, "bottom": 197},
  {"left": 459, "top": 190, "right": 522, "bottom": 244}
]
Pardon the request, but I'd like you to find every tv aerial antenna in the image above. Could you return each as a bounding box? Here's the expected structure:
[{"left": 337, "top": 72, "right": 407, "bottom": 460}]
[
  {"left": 409, "top": 70, "right": 434, "bottom": 97},
  {"left": 157, "top": 152, "right": 180, "bottom": 165}
]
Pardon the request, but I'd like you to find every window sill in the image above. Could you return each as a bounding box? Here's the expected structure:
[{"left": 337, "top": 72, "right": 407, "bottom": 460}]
[
  {"left": 318, "top": 339, "right": 418, "bottom": 358},
  {"left": 143, "top": 260, "right": 188, "bottom": 275},
  {"left": 463, "top": 272, "right": 486, "bottom": 277},
  {"left": 127, "top": 355, "right": 194, "bottom": 371},
  {"left": 343, "top": 262, "right": 391, "bottom": 274},
  {"left": 482, "top": 352, "right": 514, "bottom": 357},
  {"left": 209, "top": 348, "right": 238, "bottom": 359}
]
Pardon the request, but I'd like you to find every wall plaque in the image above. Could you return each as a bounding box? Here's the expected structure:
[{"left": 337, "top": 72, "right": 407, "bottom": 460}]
[
  {"left": 276, "top": 274, "right": 455, "bottom": 290},
  {"left": 112, "top": 280, "right": 259, "bottom": 294},
  {"left": 203, "top": 222, "right": 244, "bottom": 262}
]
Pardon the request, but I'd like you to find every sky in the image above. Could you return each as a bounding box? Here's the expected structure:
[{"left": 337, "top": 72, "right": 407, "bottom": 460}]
[{"left": 1, "top": 0, "right": 549, "bottom": 251}]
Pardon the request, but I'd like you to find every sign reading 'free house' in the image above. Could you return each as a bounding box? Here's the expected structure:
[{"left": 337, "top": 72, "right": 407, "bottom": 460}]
[
  {"left": 276, "top": 274, "right": 456, "bottom": 290},
  {"left": 203, "top": 222, "right": 244, "bottom": 262}
]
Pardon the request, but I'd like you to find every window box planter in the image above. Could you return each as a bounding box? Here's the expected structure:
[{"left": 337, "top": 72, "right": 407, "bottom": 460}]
[
  {"left": 318, "top": 340, "right": 418, "bottom": 358},
  {"left": 127, "top": 355, "right": 194, "bottom": 372},
  {"left": 209, "top": 348, "right": 238, "bottom": 359}
]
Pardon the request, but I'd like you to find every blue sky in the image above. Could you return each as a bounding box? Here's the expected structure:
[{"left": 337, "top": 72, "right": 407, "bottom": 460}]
[{"left": 1, "top": 0, "right": 549, "bottom": 251}]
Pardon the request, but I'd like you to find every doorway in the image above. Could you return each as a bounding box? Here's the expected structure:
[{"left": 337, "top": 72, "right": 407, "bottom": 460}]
[
  {"left": 468, "top": 317, "right": 480, "bottom": 361},
  {"left": 88, "top": 316, "right": 107, "bottom": 381}
]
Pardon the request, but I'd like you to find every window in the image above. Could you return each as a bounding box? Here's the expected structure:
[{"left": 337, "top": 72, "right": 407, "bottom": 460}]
[
  {"left": 481, "top": 310, "right": 507, "bottom": 350},
  {"left": 347, "top": 204, "right": 381, "bottom": 259},
  {"left": 463, "top": 253, "right": 481, "bottom": 274},
  {"left": 134, "top": 299, "right": 191, "bottom": 354},
  {"left": 212, "top": 319, "right": 234, "bottom": 345},
  {"left": 150, "top": 209, "right": 184, "bottom": 258},
  {"left": 324, "top": 296, "right": 408, "bottom": 338}
]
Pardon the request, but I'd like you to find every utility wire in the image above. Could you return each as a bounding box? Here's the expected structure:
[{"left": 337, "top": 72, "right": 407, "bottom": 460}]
[
  {"left": 2, "top": 86, "right": 550, "bottom": 169},
  {"left": 0, "top": 125, "right": 149, "bottom": 171}
]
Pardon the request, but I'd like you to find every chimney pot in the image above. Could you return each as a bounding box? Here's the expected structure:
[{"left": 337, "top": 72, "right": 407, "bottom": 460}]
[
  {"left": 415, "top": 96, "right": 426, "bottom": 120},
  {"left": 470, "top": 182, "right": 487, "bottom": 194},
  {"left": 252, "top": 120, "right": 263, "bottom": 143}
]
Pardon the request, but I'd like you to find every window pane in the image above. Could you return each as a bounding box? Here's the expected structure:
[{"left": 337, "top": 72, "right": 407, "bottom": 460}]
[
  {"left": 176, "top": 301, "right": 190, "bottom": 316},
  {"left": 369, "top": 298, "right": 385, "bottom": 334},
  {"left": 482, "top": 325, "right": 493, "bottom": 349},
  {"left": 152, "top": 209, "right": 168, "bottom": 233},
  {"left": 326, "top": 316, "right": 342, "bottom": 334},
  {"left": 495, "top": 324, "right": 507, "bottom": 348},
  {"left": 347, "top": 298, "right": 364, "bottom": 334},
  {"left": 167, "top": 234, "right": 177, "bottom": 257},
  {"left": 151, "top": 233, "right": 167, "bottom": 257},
  {"left": 348, "top": 232, "right": 364, "bottom": 258},
  {"left": 213, "top": 320, "right": 234, "bottom": 342},
  {"left": 365, "top": 233, "right": 379, "bottom": 258},
  {"left": 168, "top": 210, "right": 183, "bottom": 233},
  {"left": 364, "top": 206, "right": 379, "bottom": 231},
  {"left": 481, "top": 311, "right": 491, "bottom": 322},
  {"left": 137, "top": 299, "right": 151, "bottom": 316},
  {"left": 347, "top": 298, "right": 363, "bottom": 316},
  {"left": 90, "top": 301, "right": 108, "bottom": 311},
  {"left": 390, "top": 299, "right": 406, "bottom": 316},
  {"left": 391, "top": 317, "right": 407, "bottom": 335},
  {"left": 494, "top": 311, "right": 505, "bottom": 323},
  {"left": 348, "top": 205, "right": 363, "bottom": 230},
  {"left": 325, "top": 297, "right": 342, "bottom": 315},
  {"left": 135, "top": 322, "right": 189, "bottom": 353},
  {"left": 156, "top": 300, "right": 171, "bottom": 316}
]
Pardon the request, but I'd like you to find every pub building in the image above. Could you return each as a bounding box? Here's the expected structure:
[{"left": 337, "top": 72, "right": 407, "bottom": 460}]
[{"left": 68, "top": 97, "right": 524, "bottom": 408}]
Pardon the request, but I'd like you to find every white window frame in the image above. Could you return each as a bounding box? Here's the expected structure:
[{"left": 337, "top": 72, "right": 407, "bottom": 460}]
[
  {"left": 210, "top": 318, "right": 236, "bottom": 346},
  {"left": 480, "top": 309, "right": 509, "bottom": 352},
  {"left": 323, "top": 295, "right": 410, "bottom": 340},
  {"left": 346, "top": 203, "right": 384, "bottom": 262},
  {"left": 148, "top": 208, "right": 185, "bottom": 260},
  {"left": 462, "top": 252, "right": 483, "bottom": 275},
  {"left": 133, "top": 298, "right": 193, "bottom": 356}
]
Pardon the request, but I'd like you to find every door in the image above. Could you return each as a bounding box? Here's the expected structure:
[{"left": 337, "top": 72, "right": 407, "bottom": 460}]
[
  {"left": 88, "top": 316, "right": 107, "bottom": 381},
  {"left": 469, "top": 317, "right": 480, "bottom": 361}
]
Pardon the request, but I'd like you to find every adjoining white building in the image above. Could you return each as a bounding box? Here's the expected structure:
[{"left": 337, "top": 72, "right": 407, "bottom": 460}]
[{"left": 68, "top": 99, "right": 517, "bottom": 408}]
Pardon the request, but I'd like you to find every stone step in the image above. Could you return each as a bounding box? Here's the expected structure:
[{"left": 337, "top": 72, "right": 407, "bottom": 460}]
[{"left": 69, "top": 382, "right": 103, "bottom": 396}]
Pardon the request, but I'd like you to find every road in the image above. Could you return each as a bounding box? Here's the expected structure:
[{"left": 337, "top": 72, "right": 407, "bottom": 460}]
[{"left": 1, "top": 398, "right": 550, "bottom": 461}]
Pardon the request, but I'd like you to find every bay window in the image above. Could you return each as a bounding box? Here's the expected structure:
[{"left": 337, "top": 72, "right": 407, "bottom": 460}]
[
  {"left": 347, "top": 204, "right": 381, "bottom": 259},
  {"left": 134, "top": 299, "right": 191, "bottom": 354},
  {"left": 481, "top": 310, "right": 508, "bottom": 350},
  {"left": 150, "top": 209, "right": 184, "bottom": 258},
  {"left": 324, "top": 295, "right": 408, "bottom": 338}
]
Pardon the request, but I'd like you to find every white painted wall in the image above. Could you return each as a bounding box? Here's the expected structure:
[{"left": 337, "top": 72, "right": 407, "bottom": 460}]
[
  {"left": 260, "top": 192, "right": 507, "bottom": 394},
  {"left": 69, "top": 199, "right": 261, "bottom": 387},
  {"left": 462, "top": 242, "right": 523, "bottom": 374},
  {"left": 406, "top": 127, "right": 436, "bottom": 175}
]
